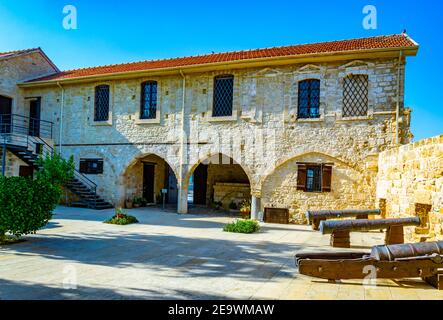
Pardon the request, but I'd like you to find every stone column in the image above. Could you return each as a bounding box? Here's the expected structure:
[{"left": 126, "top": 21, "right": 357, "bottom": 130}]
[
  {"left": 177, "top": 184, "right": 188, "bottom": 214},
  {"left": 251, "top": 195, "right": 261, "bottom": 221}
]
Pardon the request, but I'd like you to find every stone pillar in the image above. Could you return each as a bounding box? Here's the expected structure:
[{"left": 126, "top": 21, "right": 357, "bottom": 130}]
[
  {"left": 251, "top": 195, "right": 261, "bottom": 221},
  {"left": 177, "top": 184, "right": 188, "bottom": 214}
]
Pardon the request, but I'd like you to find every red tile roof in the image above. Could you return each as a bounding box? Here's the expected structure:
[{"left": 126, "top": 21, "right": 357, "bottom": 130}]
[{"left": 26, "top": 34, "right": 418, "bottom": 83}]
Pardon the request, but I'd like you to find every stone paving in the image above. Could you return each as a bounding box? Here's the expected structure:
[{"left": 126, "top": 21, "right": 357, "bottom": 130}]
[{"left": 0, "top": 206, "right": 442, "bottom": 300}]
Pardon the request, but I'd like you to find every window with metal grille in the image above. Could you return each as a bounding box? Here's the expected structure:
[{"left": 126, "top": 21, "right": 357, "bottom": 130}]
[
  {"left": 79, "top": 159, "right": 104, "bottom": 175},
  {"left": 140, "top": 81, "right": 157, "bottom": 119},
  {"left": 213, "top": 75, "right": 234, "bottom": 117},
  {"left": 343, "top": 74, "right": 369, "bottom": 117},
  {"left": 94, "top": 85, "right": 110, "bottom": 121},
  {"left": 298, "top": 79, "right": 320, "bottom": 119}
]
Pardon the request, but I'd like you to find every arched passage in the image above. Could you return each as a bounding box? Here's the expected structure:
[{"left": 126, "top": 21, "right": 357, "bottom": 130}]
[
  {"left": 121, "top": 153, "right": 179, "bottom": 208},
  {"left": 184, "top": 153, "right": 252, "bottom": 213}
]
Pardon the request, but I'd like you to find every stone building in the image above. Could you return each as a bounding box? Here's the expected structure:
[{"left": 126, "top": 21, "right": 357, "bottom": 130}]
[{"left": 1, "top": 34, "right": 422, "bottom": 221}]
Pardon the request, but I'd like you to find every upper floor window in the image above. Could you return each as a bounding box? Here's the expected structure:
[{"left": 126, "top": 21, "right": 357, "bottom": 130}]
[
  {"left": 140, "top": 81, "right": 158, "bottom": 119},
  {"left": 297, "top": 163, "right": 332, "bottom": 193},
  {"left": 94, "top": 85, "right": 110, "bottom": 121},
  {"left": 213, "top": 75, "right": 234, "bottom": 117},
  {"left": 343, "top": 74, "right": 368, "bottom": 117},
  {"left": 298, "top": 79, "right": 320, "bottom": 119}
]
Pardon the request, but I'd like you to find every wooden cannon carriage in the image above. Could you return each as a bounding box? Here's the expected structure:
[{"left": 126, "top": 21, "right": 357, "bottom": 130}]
[
  {"left": 319, "top": 217, "right": 421, "bottom": 248},
  {"left": 306, "top": 209, "right": 382, "bottom": 230},
  {"left": 295, "top": 241, "right": 443, "bottom": 290}
]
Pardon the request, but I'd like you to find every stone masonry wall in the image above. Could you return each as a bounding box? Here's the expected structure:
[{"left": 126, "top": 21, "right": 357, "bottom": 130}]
[
  {"left": 376, "top": 135, "right": 443, "bottom": 241},
  {"left": 20, "top": 57, "right": 410, "bottom": 218}
]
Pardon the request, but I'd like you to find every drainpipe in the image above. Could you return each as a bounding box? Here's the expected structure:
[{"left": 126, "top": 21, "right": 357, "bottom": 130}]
[
  {"left": 57, "top": 82, "right": 64, "bottom": 154},
  {"left": 177, "top": 70, "right": 187, "bottom": 214},
  {"left": 396, "top": 51, "right": 403, "bottom": 145}
]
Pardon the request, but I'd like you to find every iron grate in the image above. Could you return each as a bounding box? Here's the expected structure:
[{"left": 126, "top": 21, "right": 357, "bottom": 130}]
[
  {"left": 343, "top": 74, "right": 369, "bottom": 117},
  {"left": 94, "top": 85, "right": 110, "bottom": 121},
  {"left": 298, "top": 79, "right": 320, "bottom": 119},
  {"left": 141, "top": 81, "right": 157, "bottom": 119},
  {"left": 213, "top": 75, "right": 234, "bottom": 117}
]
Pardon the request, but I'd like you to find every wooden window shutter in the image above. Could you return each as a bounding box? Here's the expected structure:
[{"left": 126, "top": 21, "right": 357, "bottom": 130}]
[
  {"left": 297, "top": 164, "right": 307, "bottom": 191},
  {"left": 322, "top": 165, "right": 332, "bottom": 192}
]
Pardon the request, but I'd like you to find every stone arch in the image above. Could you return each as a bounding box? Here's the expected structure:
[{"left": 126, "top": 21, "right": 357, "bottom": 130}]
[
  {"left": 260, "top": 151, "right": 373, "bottom": 223},
  {"left": 118, "top": 151, "right": 180, "bottom": 208}
]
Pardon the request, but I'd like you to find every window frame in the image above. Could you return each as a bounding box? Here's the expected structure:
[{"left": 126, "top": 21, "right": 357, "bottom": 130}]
[
  {"left": 94, "top": 85, "right": 110, "bottom": 122},
  {"left": 212, "top": 74, "right": 234, "bottom": 118},
  {"left": 79, "top": 158, "right": 104, "bottom": 175},
  {"left": 342, "top": 74, "right": 369, "bottom": 118},
  {"left": 297, "top": 163, "right": 333, "bottom": 193},
  {"left": 297, "top": 79, "right": 321, "bottom": 119},
  {"left": 140, "top": 81, "right": 158, "bottom": 120}
]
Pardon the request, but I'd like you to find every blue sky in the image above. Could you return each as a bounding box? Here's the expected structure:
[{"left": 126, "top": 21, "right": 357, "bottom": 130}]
[{"left": 0, "top": 0, "right": 442, "bottom": 140}]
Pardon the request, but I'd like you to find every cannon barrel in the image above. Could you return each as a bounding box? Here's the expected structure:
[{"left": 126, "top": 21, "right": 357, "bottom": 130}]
[
  {"left": 306, "top": 209, "right": 381, "bottom": 222},
  {"left": 320, "top": 217, "right": 420, "bottom": 235},
  {"left": 371, "top": 241, "right": 443, "bottom": 261}
]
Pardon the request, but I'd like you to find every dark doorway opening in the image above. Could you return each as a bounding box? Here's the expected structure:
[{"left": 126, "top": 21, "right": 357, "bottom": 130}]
[
  {"left": 193, "top": 164, "right": 208, "bottom": 205},
  {"left": 19, "top": 166, "right": 34, "bottom": 178},
  {"left": 143, "top": 163, "right": 155, "bottom": 203},
  {"left": 29, "top": 98, "right": 41, "bottom": 137},
  {"left": 0, "top": 95, "right": 12, "bottom": 134},
  {"left": 166, "top": 166, "right": 178, "bottom": 204}
]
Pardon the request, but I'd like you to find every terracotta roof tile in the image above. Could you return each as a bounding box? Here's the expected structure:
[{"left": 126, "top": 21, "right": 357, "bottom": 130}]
[{"left": 26, "top": 34, "right": 418, "bottom": 83}]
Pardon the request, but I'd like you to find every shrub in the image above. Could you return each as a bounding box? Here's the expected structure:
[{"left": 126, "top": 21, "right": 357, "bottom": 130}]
[
  {"left": 105, "top": 208, "right": 139, "bottom": 225},
  {"left": 35, "top": 151, "right": 74, "bottom": 187},
  {"left": 223, "top": 219, "right": 260, "bottom": 234},
  {"left": 0, "top": 176, "right": 60, "bottom": 241}
]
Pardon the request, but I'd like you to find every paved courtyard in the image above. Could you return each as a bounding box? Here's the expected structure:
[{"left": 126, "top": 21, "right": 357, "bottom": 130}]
[{"left": 0, "top": 206, "right": 442, "bottom": 300}]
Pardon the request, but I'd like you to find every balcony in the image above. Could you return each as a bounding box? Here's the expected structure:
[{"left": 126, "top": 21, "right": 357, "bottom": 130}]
[{"left": 0, "top": 113, "right": 53, "bottom": 140}]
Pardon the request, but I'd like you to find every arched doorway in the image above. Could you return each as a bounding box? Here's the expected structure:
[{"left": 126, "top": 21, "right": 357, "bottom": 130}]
[
  {"left": 186, "top": 153, "right": 251, "bottom": 213},
  {"left": 122, "top": 154, "right": 178, "bottom": 208}
]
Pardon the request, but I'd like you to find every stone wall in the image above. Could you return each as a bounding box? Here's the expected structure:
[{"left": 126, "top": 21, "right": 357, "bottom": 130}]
[
  {"left": 213, "top": 183, "right": 251, "bottom": 210},
  {"left": 376, "top": 135, "right": 443, "bottom": 241},
  {"left": 20, "top": 57, "right": 411, "bottom": 215}
]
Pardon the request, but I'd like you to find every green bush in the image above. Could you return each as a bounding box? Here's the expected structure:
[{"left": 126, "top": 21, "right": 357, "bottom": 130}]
[
  {"left": 105, "top": 208, "right": 139, "bottom": 225},
  {"left": 0, "top": 176, "right": 60, "bottom": 241},
  {"left": 0, "top": 151, "right": 74, "bottom": 242},
  {"left": 223, "top": 219, "right": 260, "bottom": 234}
]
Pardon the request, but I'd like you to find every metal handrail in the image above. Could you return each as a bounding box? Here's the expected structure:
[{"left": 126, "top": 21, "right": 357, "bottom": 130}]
[{"left": 0, "top": 114, "right": 53, "bottom": 139}]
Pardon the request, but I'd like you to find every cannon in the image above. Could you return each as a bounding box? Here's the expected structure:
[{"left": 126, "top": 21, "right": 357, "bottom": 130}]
[
  {"left": 306, "top": 209, "right": 381, "bottom": 230},
  {"left": 319, "top": 217, "right": 421, "bottom": 248},
  {"left": 295, "top": 241, "right": 443, "bottom": 290}
]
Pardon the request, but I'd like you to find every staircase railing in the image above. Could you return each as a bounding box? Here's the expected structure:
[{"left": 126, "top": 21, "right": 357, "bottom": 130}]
[{"left": 0, "top": 113, "right": 98, "bottom": 208}]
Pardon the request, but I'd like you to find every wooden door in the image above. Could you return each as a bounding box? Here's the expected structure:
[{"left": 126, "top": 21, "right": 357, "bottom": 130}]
[
  {"left": 143, "top": 163, "right": 155, "bottom": 203},
  {"left": 19, "top": 166, "right": 34, "bottom": 179},
  {"left": 193, "top": 164, "right": 208, "bottom": 205},
  {"left": 0, "top": 95, "right": 12, "bottom": 134},
  {"left": 29, "top": 99, "right": 41, "bottom": 137}
]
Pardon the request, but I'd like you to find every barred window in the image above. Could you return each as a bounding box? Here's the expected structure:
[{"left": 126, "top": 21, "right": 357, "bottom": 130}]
[
  {"left": 298, "top": 79, "right": 320, "bottom": 119},
  {"left": 94, "top": 85, "right": 110, "bottom": 121},
  {"left": 213, "top": 75, "right": 234, "bottom": 117},
  {"left": 141, "top": 81, "right": 157, "bottom": 119},
  {"left": 343, "top": 74, "right": 369, "bottom": 117},
  {"left": 79, "top": 159, "right": 104, "bottom": 175}
]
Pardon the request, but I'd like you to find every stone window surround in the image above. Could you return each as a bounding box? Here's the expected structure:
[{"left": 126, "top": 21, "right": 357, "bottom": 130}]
[
  {"left": 207, "top": 71, "right": 239, "bottom": 122},
  {"left": 336, "top": 67, "right": 375, "bottom": 121},
  {"left": 292, "top": 72, "right": 326, "bottom": 123},
  {"left": 90, "top": 82, "right": 113, "bottom": 126},
  {"left": 134, "top": 78, "right": 162, "bottom": 125}
]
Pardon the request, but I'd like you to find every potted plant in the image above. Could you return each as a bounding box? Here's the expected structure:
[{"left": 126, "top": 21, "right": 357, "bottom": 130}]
[
  {"left": 133, "top": 197, "right": 142, "bottom": 208},
  {"left": 125, "top": 198, "right": 133, "bottom": 209},
  {"left": 240, "top": 199, "right": 251, "bottom": 219}
]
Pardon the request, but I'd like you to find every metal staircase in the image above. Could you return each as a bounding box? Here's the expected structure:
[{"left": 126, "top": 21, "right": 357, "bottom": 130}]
[{"left": 1, "top": 114, "right": 113, "bottom": 210}]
